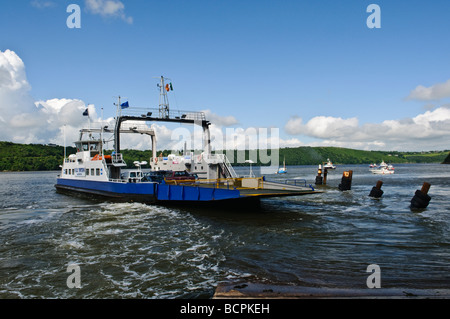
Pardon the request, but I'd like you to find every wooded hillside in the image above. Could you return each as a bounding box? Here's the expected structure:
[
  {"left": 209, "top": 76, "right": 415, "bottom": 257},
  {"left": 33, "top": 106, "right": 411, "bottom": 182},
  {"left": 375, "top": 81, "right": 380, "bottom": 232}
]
[{"left": 0, "top": 141, "right": 448, "bottom": 171}]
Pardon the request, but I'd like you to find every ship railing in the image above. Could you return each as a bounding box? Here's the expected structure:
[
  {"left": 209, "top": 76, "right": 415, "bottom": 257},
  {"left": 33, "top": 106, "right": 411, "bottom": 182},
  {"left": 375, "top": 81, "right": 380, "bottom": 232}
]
[
  {"left": 164, "top": 177, "right": 265, "bottom": 190},
  {"left": 122, "top": 107, "right": 206, "bottom": 122},
  {"left": 108, "top": 178, "right": 128, "bottom": 183},
  {"left": 281, "top": 179, "right": 308, "bottom": 187},
  {"left": 108, "top": 177, "right": 155, "bottom": 184},
  {"left": 263, "top": 178, "right": 314, "bottom": 190}
]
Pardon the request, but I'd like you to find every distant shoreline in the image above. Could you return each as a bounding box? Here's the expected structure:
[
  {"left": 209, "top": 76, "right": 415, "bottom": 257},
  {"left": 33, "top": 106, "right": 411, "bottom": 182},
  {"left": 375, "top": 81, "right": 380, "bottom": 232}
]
[
  {"left": 1, "top": 141, "right": 449, "bottom": 172},
  {"left": 1, "top": 162, "right": 448, "bottom": 174}
]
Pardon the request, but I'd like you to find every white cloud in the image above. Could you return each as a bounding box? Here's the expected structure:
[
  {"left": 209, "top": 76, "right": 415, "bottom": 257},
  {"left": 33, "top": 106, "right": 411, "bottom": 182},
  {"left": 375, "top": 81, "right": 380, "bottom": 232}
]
[
  {"left": 35, "top": 99, "right": 102, "bottom": 145},
  {"left": 407, "top": 79, "right": 450, "bottom": 101},
  {"left": 284, "top": 106, "right": 450, "bottom": 151},
  {"left": 0, "top": 50, "right": 100, "bottom": 145},
  {"left": 202, "top": 109, "right": 239, "bottom": 127},
  {"left": 85, "top": 0, "right": 133, "bottom": 24},
  {"left": 0, "top": 50, "right": 41, "bottom": 143},
  {"left": 0, "top": 50, "right": 30, "bottom": 92},
  {"left": 278, "top": 137, "right": 304, "bottom": 148},
  {"left": 285, "top": 115, "right": 358, "bottom": 138}
]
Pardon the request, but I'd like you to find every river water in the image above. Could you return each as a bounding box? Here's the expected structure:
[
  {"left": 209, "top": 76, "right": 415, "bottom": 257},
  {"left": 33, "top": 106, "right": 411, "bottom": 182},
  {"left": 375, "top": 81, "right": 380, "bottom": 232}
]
[{"left": 0, "top": 164, "right": 449, "bottom": 299}]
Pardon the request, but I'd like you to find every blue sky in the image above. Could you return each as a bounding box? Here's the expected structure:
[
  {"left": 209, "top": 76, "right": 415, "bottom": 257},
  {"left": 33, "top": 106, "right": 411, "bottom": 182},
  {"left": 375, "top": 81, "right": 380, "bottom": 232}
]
[{"left": 1, "top": 0, "right": 450, "bottom": 151}]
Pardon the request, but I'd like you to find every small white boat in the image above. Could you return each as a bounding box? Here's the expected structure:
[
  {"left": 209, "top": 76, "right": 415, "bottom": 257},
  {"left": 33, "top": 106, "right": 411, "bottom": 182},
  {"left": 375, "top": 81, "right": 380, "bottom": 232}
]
[
  {"left": 370, "top": 161, "right": 395, "bottom": 175},
  {"left": 379, "top": 160, "right": 388, "bottom": 168},
  {"left": 276, "top": 157, "right": 287, "bottom": 174},
  {"left": 323, "top": 158, "right": 336, "bottom": 170},
  {"left": 370, "top": 167, "right": 395, "bottom": 175}
]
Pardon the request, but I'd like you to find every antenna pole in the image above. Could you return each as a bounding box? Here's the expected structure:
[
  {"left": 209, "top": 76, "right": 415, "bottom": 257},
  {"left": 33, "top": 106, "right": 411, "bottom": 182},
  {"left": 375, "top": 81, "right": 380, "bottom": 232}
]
[
  {"left": 87, "top": 104, "right": 91, "bottom": 131},
  {"left": 158, "top": 76, "right": 169, "bottom": 118},
  {"left": 118, "top": 96, "right": 121, "bottom": 117},
  {"left": 63, "top": 124, "right": 66, "bottom": 160},
  {"left": 113, "top": 96, "right": 122, "bottom": 154},
  {"left": 101, "top": 107, "right": 104, "bottom": 156}
]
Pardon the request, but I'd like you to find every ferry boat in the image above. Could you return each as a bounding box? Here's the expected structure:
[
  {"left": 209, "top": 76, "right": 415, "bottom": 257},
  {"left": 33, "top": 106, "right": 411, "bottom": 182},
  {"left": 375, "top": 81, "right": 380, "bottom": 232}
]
[{"left": 55, "top": 76, "right": 319, "bottom": 205}]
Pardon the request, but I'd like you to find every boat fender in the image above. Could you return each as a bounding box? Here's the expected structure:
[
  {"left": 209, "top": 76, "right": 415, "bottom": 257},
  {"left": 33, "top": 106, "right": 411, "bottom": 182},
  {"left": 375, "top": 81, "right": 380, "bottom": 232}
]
[{"left": 155, "top": 157, "right": 158, "bottom": 164}]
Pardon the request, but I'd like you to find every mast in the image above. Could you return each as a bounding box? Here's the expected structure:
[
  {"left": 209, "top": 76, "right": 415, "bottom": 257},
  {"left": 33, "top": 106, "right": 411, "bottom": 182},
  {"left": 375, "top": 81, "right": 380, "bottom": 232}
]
[
  {"left": 113, "top": 96, "right": 122, "bottom": 154},
  {"left": 100, "top": 107, "right": 104, "bottom": 157},
  {"left": 157, "top": 76, "right": 170, "bottom": 118},
  {"left": 114, "top": 96, "right": 123, "bottom": 118},
  {"left": 63, "top": 124, "right": 66, "bottom": 160}
]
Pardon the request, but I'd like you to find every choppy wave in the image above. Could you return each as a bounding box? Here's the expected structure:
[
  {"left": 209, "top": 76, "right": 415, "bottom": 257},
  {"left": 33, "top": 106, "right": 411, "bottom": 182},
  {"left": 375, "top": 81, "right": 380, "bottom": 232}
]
[
  {"left": 0, "top": 165, "right": 449, "bottom": 298},
  {"left": 0, "top": 200, "right": 248, "bottom": 298}
]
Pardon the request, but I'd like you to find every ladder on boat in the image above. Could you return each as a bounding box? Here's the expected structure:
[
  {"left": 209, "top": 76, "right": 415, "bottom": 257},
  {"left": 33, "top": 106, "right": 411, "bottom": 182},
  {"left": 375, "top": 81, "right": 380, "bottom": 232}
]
[{"left": 220, "top": 155, "right": 238, "bottom": 179}]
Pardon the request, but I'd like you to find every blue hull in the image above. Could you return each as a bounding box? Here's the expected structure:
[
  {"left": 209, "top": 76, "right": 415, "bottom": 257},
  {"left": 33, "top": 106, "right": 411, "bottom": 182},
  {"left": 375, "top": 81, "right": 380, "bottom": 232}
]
[{"left": 55, "top": 178, "right": 242, "bottom": 203}]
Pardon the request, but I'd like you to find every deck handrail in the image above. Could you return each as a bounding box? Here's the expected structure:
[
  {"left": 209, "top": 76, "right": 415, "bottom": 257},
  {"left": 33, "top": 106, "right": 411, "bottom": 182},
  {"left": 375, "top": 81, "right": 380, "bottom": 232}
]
[
  {"left": 122, "top": 107, "right": 206, "bottom": 122},
  {"left": 164, "top": 176, "right": 264, "bottom": 189}
]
